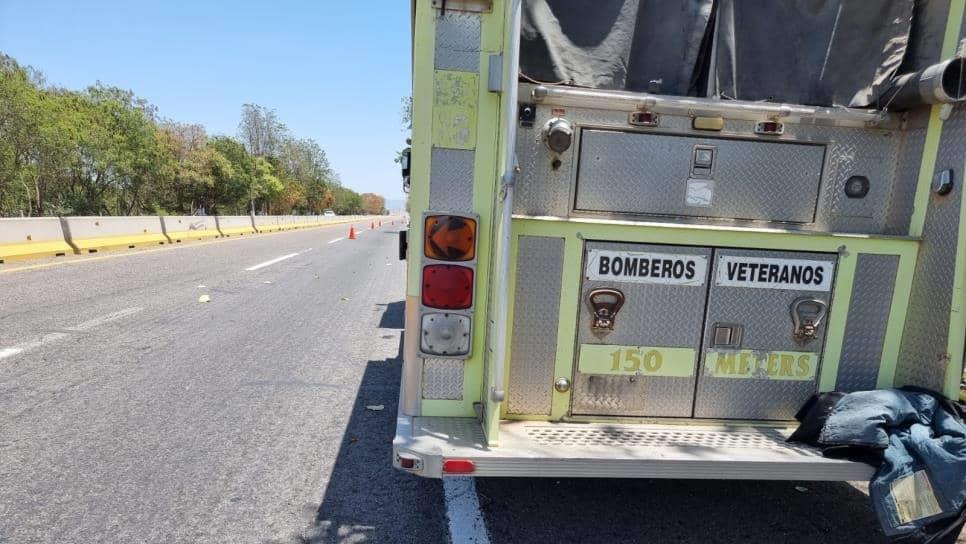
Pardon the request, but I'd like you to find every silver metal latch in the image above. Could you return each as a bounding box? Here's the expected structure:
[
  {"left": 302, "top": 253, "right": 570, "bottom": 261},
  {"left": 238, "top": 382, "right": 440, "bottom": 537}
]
[
  {"left": 790, "top": 297, "right": 827, "bottom": 345},
  {"left": 588, "top": 288, "right": 624, "bottom": 333}
]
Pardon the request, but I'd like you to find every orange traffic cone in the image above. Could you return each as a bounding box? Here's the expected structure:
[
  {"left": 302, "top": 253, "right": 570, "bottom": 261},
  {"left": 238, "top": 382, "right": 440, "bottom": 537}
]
[{"left": 348, "top": 226, "right": 356, "bottom": 240}]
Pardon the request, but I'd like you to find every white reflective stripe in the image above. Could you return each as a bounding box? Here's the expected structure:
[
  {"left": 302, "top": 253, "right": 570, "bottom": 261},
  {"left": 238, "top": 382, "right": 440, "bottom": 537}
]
[
  {"left": 715, "top": 255, "right": 834, "bottom": 291},
  {"left": 443, "top": 477, "right": 490, "bottom": 544},
  {"left": 585, "top": 249, "right": 708, "bottom": 286}
]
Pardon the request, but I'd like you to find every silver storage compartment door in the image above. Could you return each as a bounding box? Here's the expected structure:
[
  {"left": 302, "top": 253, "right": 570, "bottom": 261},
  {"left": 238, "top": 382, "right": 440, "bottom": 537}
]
[
  {"left": 575, "top": 130, "right": 826, "bottom": 224},
  {"left": 694, "top": 249, "right": 837, "bottom": 420},
  {"left": 571, "top": 242, "right": 711, "bottom": 417}
]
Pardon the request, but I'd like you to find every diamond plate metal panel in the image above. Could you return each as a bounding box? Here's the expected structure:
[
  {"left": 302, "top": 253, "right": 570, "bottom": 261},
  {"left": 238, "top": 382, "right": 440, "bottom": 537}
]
[
  {"left": 507, "top": 236, "right": 565, "bottom": 415},
  {"left": 884, "top": 109, "right": 931, "bottom": 234},
  {"left": 513, "top": 120, "right": 575, "bottom": 217},
  {"left": 836, "top": 254, "right": 899, "bottom": 392},
  {"left": 884, "top": 128, "right": 927, "bottom": 234},
  {"left": 694, "top": 249, "right": 837, "bottom": 420},
  {"left": 815, "top": 127, "right": 901, "bottom": 233},
  {"left": 512, "top": 103, "right": 914, "bottom": 236},
  {"left": 576, "top": 130, "right": 826, "bottom": 223},
  {"left": 571, "top": 242, "right": 712, "bottom": 417},
  {"left": 434, "top": 11, "right": 480, "bottom": 72},
  {"left": 896, "top": 104, "right": 966, "bottom": 390},
  {"left": 422, "top": 358, "right": 464, "bottom": 400},
  {"left": 429, "top": 147, "right": 474, "bottom": 212}
]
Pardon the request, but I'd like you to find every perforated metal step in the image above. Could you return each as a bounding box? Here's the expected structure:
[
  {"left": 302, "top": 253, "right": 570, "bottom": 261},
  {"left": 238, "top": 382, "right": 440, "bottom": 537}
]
[
  {"left": 524, "top": 425, "right": 815, "bottom": 454},
  {"left": 394, "top": 416, "right": 875, "bottom": 480}
]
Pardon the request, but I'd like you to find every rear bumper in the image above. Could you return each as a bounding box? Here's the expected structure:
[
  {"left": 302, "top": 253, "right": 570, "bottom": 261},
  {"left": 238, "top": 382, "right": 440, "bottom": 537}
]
[{"left": 392, "top": 415, "right": 874, "bottom": 481}]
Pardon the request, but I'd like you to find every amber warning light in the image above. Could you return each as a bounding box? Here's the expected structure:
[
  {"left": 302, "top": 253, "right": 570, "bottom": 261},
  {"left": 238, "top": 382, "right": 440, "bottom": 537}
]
[{"left": 424, "top": 215, "right": 476, "bottom": 261}]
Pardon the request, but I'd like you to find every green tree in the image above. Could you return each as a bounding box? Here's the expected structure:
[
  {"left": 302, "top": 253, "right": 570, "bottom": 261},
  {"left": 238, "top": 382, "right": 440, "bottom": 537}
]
[
  {"left": 0, "top": 53, "right": 385, "bottom": 218},
  {"left": 253, "top": 156, "right": 283, "bottom": 213},
  {"left": 278, "top": 137, "right": 336, "bottom": 213},
  {"left": 238, "top": 103, "right": 288, "bottom": 158}
]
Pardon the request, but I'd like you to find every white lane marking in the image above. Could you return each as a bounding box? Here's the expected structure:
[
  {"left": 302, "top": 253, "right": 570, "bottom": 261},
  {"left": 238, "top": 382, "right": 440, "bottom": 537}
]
[
  {"left": 67, "top": 307, "right": 143, "bottom": 331},
  {"left": 1, "top": 333, "right": 70, "bottom": 358},
  {"left": 244, "top": 252, "right": 301, "bottom": 271},
  {"left": 327, "top": 237, "right": 345, "bottom": 244},
  {"left": 443, "top": 477, "right": 490, "bottom": 544},
  {"left": 0, "top": 347, "right": 25, "bottom": 360},
  {"left": 0, "top": 307, "right": 143, "bottom": 361}
]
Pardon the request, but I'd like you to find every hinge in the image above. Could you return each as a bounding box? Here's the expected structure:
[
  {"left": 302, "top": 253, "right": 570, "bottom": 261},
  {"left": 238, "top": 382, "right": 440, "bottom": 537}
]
[{"left": 487, "top": 53, "right": 503, "bottom": 93}]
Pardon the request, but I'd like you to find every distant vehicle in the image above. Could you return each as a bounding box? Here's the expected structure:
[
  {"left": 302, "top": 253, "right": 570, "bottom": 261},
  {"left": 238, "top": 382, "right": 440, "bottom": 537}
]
[{"left": 323, "top": 210, "right": 336, "bottom": 217}]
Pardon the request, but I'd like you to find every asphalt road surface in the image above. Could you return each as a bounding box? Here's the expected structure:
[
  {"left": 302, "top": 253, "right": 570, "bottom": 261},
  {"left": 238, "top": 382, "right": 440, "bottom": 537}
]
[{"left": 0, "top": 221, "right": 958, "bottom": 543}]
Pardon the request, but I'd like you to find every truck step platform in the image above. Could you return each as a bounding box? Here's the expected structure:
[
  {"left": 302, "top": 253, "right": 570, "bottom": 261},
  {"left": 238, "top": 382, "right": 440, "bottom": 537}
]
[{"left": 393, "top": 416, "right": 875, "bottom": 481}]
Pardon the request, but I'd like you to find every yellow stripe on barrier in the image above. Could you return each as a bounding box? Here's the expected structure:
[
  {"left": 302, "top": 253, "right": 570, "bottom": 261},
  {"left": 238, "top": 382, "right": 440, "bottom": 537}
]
[
  {"left": 71, "top": 233, "right": 169, "bottom": 253},
  {"left": 163, "top": 230, "right": 221, "bottom": 243},
  {"left": 0, "top": 241, "right": 75, "bottom": 263}
]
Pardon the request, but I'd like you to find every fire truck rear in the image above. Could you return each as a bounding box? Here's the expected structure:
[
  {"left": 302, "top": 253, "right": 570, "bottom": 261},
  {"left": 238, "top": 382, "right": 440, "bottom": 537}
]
[{"left": 394, "top": 0, "right": 966, "bottom": 479}]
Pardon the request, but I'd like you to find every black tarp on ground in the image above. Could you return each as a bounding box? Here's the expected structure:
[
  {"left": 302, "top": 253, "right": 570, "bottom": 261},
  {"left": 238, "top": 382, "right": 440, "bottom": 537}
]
[{"left": 520, "top": 0, "right": 917, "bottom": 107}]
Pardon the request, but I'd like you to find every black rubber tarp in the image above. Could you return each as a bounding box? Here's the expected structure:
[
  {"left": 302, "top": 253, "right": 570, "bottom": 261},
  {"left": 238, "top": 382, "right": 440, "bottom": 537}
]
[
  {"left": 520, "top": 0, "right": 715, "bottom": 96},
  {"left": 520, "top": 0, "right": 917, "bottom": 107},
  {"left": 712, "top": 0, "right": 914, "bottom": 107}
]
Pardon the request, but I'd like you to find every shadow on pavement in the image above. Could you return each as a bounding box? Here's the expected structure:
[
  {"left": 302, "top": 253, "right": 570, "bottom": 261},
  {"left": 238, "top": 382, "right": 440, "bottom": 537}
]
[
  {"left": 307, "top": 303, "right": 445, "bottom": 544},
  {"left": 476, "top": 477, "right": 889, "bottom": 544},
  {"left": 376, "top": 301, "right": 404, "bottom": 330}
]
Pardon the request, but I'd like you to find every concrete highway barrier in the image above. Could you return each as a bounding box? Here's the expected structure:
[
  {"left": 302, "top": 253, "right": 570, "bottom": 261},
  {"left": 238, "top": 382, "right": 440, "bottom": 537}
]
[
  {"left": 253, "top": 216, "right": 281, "bottom": 233},
  {"left": 276, "top": 215, "right": 295, "bottom": 230},
  {"left": 64, "top": 216, "right": 168, "bottom": 253},
  {"left": 214, "top": 216, "right": 257, "bottom": 237},
  {"left": 161, "top": 216, "right": 220, "bottom": 243},
  {"left": 0, "top": 217, "right": 75, "bottom": 263},
  {"left": 0, "top": 214, "right": 383, "bottom": 263}
]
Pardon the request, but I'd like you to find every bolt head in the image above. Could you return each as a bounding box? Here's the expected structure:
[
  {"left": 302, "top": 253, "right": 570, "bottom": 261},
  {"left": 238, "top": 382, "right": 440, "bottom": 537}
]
[{"left": 554, "top": 377, "right": 572, "bottom": 393}]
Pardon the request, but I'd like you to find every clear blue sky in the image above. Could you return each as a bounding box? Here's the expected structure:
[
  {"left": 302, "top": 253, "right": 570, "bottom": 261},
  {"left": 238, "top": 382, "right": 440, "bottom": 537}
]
[{"left": 0, "top": 1, "right": 412, "bottom": 204}]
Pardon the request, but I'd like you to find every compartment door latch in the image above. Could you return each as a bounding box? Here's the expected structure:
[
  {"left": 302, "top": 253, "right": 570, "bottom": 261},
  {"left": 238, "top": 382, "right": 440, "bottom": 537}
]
[
  {"left": 791, "top": 297, "right": 828, "bottom": 345},
  {"left": 588, "top": 288, "right": 624, "bottom": 333}
]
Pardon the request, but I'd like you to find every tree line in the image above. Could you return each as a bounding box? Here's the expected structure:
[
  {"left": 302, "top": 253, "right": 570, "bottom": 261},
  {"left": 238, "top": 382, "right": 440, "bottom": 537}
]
[{"left": 0, "top": 54, "right": 385, "bottom": 217}]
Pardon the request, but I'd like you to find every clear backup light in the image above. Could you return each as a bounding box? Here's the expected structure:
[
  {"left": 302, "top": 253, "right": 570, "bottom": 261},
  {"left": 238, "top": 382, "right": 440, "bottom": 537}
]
[{"left": 421, "top": 313, "right": 471, "bottom": 356}]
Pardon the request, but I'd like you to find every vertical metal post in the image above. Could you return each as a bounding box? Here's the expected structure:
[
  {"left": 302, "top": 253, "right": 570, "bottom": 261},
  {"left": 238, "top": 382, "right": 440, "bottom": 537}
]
[{"left": 489, "top": 0, "right": 522, "bottom": 407}]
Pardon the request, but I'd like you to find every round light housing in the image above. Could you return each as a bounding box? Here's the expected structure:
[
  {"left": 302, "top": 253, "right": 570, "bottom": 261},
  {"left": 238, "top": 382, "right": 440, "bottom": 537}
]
[
  {"left": 545, "top": 118, "right": 573, "bottom": 154},
  {"left": 844, "top": 176, "right": 870, "bottom": 199}
]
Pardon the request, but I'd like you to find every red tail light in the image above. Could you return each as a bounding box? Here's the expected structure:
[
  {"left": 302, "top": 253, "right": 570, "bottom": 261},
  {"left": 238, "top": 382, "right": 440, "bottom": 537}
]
[
  {"left": 442, "top": 459, "right": 476, "bottom": 474},
  {"left": 422, "top": 265, "right": 474, "bottom": 309}
]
